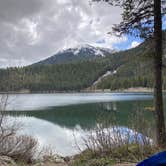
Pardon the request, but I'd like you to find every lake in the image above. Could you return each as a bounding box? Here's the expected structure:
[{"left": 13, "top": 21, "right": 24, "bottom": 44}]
[{"left": 2, "top": 92, "right": 159, "bottom": 156}]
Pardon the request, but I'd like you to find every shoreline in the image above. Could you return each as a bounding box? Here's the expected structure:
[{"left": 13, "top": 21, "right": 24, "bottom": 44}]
[{"left": 0, "top": 87, "right": 156, "bottom": 94}]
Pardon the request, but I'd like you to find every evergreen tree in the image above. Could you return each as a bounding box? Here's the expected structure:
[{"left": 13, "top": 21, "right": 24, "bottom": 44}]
[{"left": 92, "top": 0, "right": 166, "bottom": 147}]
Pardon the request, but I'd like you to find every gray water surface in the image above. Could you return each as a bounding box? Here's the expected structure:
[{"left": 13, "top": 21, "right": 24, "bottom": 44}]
[
  {"left": 5, "top": 92, "right": 153, "bottom": 111},
  {"left": 3, "top": 92, "right": 156, "bottom": 156}
]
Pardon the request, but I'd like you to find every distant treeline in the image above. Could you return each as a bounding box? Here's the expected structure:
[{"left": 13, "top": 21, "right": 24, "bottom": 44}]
[
  {"left": 0, "top": 50, "right": 131, "bottom": 92},
  {"left": 0, "top": 32, "right": 165, "bottom": 92}
]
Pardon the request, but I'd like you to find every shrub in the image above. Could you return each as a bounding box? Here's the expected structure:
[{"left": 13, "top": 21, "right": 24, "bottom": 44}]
[
  {"left": 73, "top": 107, "right": 159, "bottom": 165},
  {"left": 0, "top": 95, "right": 38, "bottom": 163}
]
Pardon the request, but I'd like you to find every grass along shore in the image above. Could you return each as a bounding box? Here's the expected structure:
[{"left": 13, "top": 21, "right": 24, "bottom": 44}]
[{"left": 0, "top": 144, "right": 161, "bottom": 166}]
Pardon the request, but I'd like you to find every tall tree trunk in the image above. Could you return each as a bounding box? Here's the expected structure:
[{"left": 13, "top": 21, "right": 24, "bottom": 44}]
[{"left": 154, "top": 0, "right": 166, "bottom": 147}]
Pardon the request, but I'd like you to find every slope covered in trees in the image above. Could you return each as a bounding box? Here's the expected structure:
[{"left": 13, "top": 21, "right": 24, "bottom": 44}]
[
  {"left": 0, "top": 54, "right": 128, "bottom": 92},
  {"left": 0, "top": 31, "right": 165, "bottom": 92},
  {"left": 96, "top": 31, "right": 166, "bottom": 90}
]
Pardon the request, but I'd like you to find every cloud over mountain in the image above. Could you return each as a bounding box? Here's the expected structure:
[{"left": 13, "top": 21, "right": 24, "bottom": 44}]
[{"left": 0, "top": 0, "right": 123, "bottom": 67}]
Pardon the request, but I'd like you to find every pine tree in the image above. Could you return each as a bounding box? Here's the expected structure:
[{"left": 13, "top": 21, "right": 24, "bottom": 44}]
[{"left": 92, "top": 0, "right": 166, "bottom": 147}]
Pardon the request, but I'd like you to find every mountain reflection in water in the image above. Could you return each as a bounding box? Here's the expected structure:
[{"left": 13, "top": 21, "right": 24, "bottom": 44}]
[{"left": 3, "top": 93, "right": 160, "bottom": 156}]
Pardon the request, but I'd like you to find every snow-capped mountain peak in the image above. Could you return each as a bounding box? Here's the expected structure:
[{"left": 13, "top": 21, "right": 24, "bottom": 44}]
[{"left": 36, "top": 44, "right": 115, "bottom": 65}]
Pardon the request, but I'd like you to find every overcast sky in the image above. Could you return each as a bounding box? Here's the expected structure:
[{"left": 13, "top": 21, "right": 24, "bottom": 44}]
[{"left": 0, "top": 0, "right": 141, "bottom": 68}]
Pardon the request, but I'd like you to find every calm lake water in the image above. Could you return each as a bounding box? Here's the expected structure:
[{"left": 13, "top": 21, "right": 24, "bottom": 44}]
[{"left": 3, "top": 92, "right": 161, "bottom": 156}]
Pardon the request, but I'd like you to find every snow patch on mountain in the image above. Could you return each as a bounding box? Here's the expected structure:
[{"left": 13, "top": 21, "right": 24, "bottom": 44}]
[
  {"left": 35, "top": 44, "right": 116, "bottom": 65},
  {"left": 58, "top": 44, "right": 114, "bottom": 57}
]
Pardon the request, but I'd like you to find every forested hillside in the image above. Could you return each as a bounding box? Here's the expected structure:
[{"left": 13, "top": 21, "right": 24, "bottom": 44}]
[
  {"left": 96, "top": 32, "right": 166, "bottom": 90},
  {"left": 0, "top": 31, "right": 165, "bottom": 92},
  {"left": 0, "top": 53, "right": 128, "bottom": 92}
]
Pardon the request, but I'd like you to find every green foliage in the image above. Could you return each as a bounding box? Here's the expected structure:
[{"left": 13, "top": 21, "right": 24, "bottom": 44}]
[
  {"left": 0, "top": 61, "right": 111, "bottom": 92},
  {"left": 0, "top": 43, "right": 133, "bottom": 92},
  {"left": 0, "top": 31, "right": 165, "bottom": 92},
  {"left": 97, "top": 59, "right": 155, "bottom": 90},
  {"left": 72, "top": 144, "right": 158, "bottom": 166},
  {"left": 96, "top": 31, "right": 166, "bottom": 90}
]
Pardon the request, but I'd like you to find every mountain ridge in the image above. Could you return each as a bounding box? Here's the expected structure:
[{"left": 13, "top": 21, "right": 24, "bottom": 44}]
[
  {"left": 0, "top": 31, "right": 165, "bottom": 92},
  {"left": 35, "top": 44, "right": 115, "bottom": 65}
]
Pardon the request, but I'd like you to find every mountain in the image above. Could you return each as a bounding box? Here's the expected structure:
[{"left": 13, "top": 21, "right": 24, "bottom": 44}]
[
  {"left": 0, "top": 42, "right": 147, "bottom": 92},
  {"left": 0, "top": 31, "right": 165, "bottom": 92},
  {"left": 35, "top": 44, "right": 115, "bottom": 65}
]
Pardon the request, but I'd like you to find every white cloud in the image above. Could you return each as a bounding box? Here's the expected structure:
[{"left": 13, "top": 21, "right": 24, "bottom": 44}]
[
  {"left": 0, "top": 0, "right": 124, "bottom": 67},
  {"left": 130, "top": 41, "right": 140, "bottom": 48}
]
